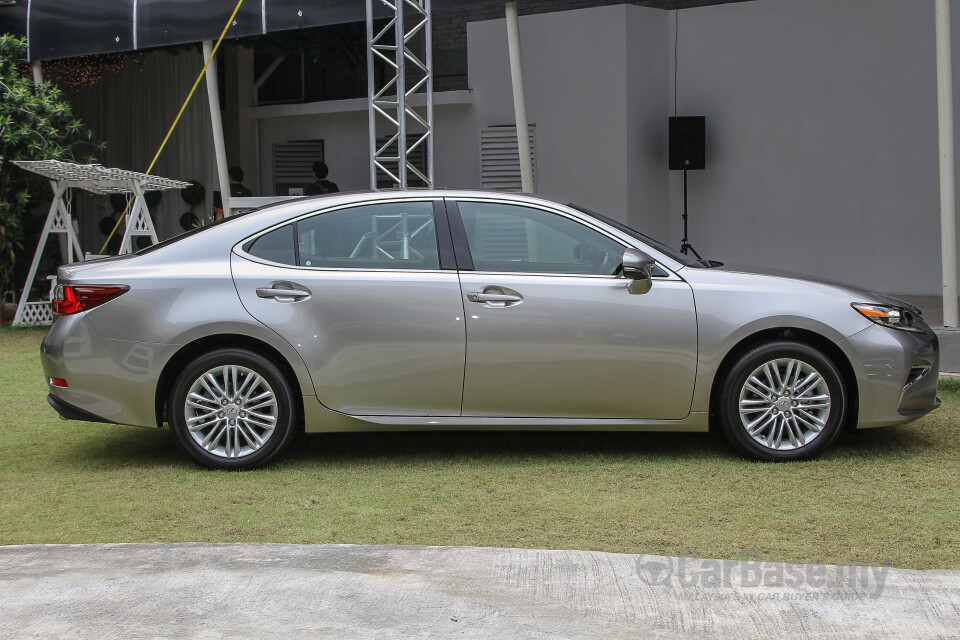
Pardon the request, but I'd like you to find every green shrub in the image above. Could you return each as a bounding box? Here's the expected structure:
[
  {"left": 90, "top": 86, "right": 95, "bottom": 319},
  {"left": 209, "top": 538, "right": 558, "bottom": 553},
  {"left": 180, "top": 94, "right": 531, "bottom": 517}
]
[{"left": 0, "top": 34, "right": 101, "bottom": 296}]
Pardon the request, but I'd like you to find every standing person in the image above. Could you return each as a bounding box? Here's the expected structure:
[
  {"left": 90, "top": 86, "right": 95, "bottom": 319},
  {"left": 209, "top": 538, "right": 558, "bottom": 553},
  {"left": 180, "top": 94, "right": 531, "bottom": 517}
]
[
  {"left": 304, "top": 161, "right": 339, "bottom": 195},
  {"left": 213, "top": 166, "right": 253, "bottom": 220},
  {"left": 229, "top": 165, "right": 253, "bottom": 199}
]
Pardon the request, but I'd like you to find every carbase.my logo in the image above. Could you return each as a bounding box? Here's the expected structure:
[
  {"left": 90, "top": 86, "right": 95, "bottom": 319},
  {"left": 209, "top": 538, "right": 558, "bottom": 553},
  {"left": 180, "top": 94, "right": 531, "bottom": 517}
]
[
  {"left": 636, "top": 550, "right": 674, "bottom": 586},
  {"left": 634, "top": 549, "right": 889, "bottom": 598}
]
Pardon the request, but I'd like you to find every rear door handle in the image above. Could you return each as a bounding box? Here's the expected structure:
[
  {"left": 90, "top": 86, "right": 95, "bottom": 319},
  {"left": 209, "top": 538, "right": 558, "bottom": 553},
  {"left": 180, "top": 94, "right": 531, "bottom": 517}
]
[{"left": 256, "top": 282, "right": 311, "bottom": 301}]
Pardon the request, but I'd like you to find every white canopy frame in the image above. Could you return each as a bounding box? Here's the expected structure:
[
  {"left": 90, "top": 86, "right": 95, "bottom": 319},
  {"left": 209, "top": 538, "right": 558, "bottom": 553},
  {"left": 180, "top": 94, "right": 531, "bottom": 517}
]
[{"left": 10, "top": 160, "right": 189, "bottom": 326}]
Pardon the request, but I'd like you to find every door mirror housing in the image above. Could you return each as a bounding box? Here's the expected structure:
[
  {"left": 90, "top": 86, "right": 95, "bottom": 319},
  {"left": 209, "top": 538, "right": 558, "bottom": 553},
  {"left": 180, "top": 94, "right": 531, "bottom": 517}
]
[
  {"left": 622, "top": 248, "right": 656, "bottom": 294},
  {"left": 621, "top": 248, "right": 656, "bottom": 278}
]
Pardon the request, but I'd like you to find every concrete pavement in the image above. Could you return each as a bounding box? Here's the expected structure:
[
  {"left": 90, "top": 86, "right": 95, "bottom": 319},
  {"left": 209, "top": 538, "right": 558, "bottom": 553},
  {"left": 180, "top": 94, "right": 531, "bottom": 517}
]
[{"left": 1, "top": 543, "right": 958, "bottom": 639}]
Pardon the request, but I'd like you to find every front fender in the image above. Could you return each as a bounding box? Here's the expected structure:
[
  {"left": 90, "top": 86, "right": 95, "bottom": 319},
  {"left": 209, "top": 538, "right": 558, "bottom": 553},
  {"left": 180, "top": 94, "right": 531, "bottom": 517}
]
[{"left": 684, "top": 269, "right": 874, "bottom": 414}]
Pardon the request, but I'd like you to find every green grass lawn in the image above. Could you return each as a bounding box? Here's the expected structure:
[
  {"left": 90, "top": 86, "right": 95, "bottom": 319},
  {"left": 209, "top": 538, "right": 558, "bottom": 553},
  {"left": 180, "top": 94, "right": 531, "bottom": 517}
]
[{"left": 1, "top": 325, "right": 958, "bottom": 569}]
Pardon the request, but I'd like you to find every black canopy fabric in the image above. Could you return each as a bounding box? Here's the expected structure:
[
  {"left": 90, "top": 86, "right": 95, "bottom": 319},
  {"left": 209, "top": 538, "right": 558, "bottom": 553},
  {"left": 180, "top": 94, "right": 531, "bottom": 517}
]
[{"left": 0, "top": 0, "right": 496, "bottom": 61}]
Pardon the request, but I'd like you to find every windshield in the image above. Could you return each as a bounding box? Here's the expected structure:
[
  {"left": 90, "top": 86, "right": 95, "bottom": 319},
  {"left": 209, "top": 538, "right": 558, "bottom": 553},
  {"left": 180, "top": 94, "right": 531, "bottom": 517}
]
[{"left": 569, "top": 204, "right": 704, "bottom": 268}]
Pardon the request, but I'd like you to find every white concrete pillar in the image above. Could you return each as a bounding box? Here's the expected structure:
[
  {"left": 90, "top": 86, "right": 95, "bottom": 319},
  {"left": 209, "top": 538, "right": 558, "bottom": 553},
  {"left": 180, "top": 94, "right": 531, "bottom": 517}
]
[
  {"left": 203, "top": 40, "right": 232, "bottom": 219},
  {"left": 505, "top": 2, "right": 534, "bottom": 193},
  {"left": 936, "top": 0, "right": 958, "bottom": 326}
]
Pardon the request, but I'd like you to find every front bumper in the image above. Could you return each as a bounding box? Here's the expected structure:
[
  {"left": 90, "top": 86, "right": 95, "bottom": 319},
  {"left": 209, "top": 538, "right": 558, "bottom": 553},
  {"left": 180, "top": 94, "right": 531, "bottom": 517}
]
[{"left": 845, "top": 320, "right": 940, "bottom": 428}]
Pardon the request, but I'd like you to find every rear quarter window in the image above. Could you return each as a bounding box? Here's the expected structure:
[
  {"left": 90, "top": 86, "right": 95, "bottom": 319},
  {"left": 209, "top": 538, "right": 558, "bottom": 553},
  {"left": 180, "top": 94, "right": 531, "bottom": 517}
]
[{"left": 246, "top": 224, "right": 296, "bottom": 265}]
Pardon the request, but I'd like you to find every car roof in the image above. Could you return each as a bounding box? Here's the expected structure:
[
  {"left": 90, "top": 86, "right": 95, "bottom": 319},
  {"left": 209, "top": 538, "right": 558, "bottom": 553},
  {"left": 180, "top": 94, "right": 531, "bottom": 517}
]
[{"left": 125, "top": 189, "right": 689, "bottom": 275}]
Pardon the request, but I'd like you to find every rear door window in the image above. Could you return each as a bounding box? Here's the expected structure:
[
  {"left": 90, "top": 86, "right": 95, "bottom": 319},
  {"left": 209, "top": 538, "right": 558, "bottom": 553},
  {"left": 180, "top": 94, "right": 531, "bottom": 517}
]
[{"left": 295, "top": 202, "right": 439, "bottom": 269}]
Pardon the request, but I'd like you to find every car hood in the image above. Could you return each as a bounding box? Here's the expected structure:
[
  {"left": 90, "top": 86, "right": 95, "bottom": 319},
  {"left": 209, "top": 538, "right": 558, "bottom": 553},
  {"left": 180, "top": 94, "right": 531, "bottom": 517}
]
[{"left": 708, "top": 263, "right": 922, "bottom": 315}]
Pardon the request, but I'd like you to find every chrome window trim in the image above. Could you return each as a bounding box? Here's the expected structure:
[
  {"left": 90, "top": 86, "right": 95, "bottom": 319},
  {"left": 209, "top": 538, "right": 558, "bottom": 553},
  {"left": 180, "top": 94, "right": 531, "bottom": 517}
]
[
  {"left": 233, "top": 192, "right": 685, "bottom": 280},
  {"left": 457, "top": 270, "right": 622, "bottom": 280},
  {"left": 454, "top": 267, "right": 681, "bottom": 282}
]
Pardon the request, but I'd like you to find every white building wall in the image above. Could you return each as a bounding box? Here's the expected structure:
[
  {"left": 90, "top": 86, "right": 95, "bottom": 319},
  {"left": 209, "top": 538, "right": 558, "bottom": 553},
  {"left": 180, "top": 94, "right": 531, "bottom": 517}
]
[
  {"left": 668, "top": 0, "right": 946, "bottom": 295},
  {"left": 626, "top": 6, "right": 670, "bottom": 240},
  {"left": 432, "top": 103, "right": 478, "bottom": 188},
  {"left": 255, "top": 100, "right": 478, "bottom": 193},
  {"left": 466, "top": 6, "right": 643, "bottom": 221},
  {"left": 257, "top": 109, "right": 369, "bottom": 195}
]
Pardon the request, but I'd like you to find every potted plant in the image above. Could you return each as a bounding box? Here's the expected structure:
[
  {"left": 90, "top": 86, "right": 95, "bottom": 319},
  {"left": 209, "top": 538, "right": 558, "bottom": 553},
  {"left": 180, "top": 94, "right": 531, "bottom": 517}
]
[{"left": 179, "top": 180, "right": 205, "bottom": 230}]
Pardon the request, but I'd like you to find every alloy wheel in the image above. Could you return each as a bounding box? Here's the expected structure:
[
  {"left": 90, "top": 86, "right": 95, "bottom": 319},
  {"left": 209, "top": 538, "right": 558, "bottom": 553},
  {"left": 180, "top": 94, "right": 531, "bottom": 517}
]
[
  {"left": 183, "top": 365, "right": 279, "bottom": 459},
  {"left": 737, "top": 358, "right": 831, "bottom": 451}
]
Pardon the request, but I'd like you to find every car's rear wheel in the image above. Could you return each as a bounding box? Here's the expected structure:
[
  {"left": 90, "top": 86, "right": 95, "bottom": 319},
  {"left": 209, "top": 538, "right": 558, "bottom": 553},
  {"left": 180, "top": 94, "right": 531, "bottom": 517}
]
[
  {"left": 169, "top": 348, "right": 296, "bottom": 469},
  {"left": 718, "top": 340, "right": 846, "bottom": 461}
]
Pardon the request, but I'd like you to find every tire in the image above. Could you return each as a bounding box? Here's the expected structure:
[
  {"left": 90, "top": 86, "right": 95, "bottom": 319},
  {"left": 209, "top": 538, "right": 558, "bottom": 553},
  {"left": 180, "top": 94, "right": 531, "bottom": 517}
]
[
  {"left": 717, "top": 340, "right": 846, "bottom": 461},
  {"left": 169, "top": 348, "right": 297, "bottom": 469}
]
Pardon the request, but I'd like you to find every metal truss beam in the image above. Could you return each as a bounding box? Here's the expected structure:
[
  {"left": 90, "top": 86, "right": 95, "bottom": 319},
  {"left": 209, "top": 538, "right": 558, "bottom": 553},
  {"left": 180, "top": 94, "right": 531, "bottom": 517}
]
[{"left": 367, "top": 0, "right": 434, "bottom": 190}]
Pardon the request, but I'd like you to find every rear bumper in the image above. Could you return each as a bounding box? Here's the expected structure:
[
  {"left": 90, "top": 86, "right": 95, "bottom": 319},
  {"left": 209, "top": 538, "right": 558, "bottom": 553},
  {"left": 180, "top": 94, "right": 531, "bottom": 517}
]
[
  {"left": 47, "top": 394, "right": 114, "bottom": 424},
  {"left": 41, "top": 313, "right": 176, "bottom": 428}
]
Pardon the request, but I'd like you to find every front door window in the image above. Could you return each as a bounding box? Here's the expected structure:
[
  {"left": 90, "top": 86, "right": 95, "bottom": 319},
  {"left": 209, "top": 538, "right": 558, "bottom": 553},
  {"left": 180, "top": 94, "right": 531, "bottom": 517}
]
[{"left": 457, "top": 201, "right": 623, "bottom": 276}]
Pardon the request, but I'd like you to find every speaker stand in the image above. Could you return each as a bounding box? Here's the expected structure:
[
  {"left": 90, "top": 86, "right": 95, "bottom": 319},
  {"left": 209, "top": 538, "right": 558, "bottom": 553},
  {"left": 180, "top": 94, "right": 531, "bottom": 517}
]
[{"left": 680, "top": 169, "right": 703, "bottom": 260}]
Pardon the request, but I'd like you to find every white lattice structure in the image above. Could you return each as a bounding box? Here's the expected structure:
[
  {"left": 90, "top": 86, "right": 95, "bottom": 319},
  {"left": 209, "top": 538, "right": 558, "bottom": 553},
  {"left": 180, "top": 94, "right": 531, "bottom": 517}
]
[
  {"left": 10, "top": 161, "right": 189, "bottom": 326},
  {"left": 18, "top": 301, "right": 54, "bottom": 325}
]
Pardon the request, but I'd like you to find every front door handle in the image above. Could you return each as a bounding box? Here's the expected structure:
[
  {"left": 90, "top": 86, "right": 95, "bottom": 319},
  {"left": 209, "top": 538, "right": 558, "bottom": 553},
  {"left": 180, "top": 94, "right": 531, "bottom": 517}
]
[
  {"left": 467, "top": 286, "right": 523, "bottom": 307},
  {"left": 256, "top": 282, "right": 311, "bottom": 302}
]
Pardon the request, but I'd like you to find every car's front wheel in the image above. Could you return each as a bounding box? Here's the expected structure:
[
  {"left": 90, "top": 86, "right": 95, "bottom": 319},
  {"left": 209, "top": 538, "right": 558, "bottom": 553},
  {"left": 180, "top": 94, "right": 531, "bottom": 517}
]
[
  {"left": 718, "top": 340, "right": 846, "bottom": 461},
  {"left": 169, "top": 348, "right": 297, "bottom": 469}
]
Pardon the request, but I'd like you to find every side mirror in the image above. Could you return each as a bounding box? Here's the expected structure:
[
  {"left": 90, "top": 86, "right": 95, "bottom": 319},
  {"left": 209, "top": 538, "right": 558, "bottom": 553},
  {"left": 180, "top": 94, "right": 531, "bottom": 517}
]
[{"left": 622, "top": 248, "right": 656, "bottom": 294}]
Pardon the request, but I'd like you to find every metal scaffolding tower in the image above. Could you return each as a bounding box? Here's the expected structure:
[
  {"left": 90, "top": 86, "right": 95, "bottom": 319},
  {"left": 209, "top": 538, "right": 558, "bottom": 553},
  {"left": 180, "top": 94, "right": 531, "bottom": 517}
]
[{"left": 366, "top": 0, "right": 434, "bottom": 189}]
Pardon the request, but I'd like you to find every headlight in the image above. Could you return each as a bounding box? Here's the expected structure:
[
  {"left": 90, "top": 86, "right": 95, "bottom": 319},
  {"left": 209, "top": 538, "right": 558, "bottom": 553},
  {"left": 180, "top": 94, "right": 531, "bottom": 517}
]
[{"left": 851, "top": 303, "right": 923, "bottom": 332}]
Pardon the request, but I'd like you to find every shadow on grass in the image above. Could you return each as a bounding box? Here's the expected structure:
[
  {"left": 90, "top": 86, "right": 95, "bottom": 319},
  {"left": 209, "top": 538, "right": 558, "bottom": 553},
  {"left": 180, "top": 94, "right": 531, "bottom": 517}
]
[
  {"left": 60, "top": 426, "right": 188, "bottom": 470},
  {"left": 291, "top": 423, "right": 938, "bottom": 466},
  {"left": 289, "top": 429, "right": 730, "bottom": 465},
  {"left": 832, "top": 423, "right": 941, "bottom": 458},
  {"left": 64, "top": 425, "right": 731, "bottom": 469},
  {"left": 60, "top": 419, "right": 938, "bottom": 470}
]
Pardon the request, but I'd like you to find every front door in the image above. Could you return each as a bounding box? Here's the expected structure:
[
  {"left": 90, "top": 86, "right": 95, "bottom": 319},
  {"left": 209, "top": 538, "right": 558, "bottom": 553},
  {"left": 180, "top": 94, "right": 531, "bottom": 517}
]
[
  {"left": 451, "top": 199, "right": 697, "bottom": 420},
  {"left": 232, "top": 199, "right": 465, "bottom": 416}
]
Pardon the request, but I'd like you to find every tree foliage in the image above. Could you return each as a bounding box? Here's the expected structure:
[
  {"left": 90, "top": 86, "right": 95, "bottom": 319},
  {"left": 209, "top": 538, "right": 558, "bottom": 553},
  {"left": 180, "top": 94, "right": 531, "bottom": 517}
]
[{"left": 0, "top": 34, "right": 102, "bottom": 296}]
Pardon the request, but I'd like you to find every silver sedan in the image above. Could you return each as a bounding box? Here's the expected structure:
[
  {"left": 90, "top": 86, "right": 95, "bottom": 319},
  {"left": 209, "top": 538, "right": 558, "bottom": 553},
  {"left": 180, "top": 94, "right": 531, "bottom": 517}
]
[{"left": 40, "top": 190, "right": 940, "bottom": 469}]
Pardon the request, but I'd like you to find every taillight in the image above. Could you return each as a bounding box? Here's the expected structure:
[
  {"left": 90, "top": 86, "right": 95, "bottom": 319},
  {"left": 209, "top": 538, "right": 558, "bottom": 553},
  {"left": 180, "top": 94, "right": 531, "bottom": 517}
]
[{"left": 52, "top": 285, "right": 129, "bottom": 315}]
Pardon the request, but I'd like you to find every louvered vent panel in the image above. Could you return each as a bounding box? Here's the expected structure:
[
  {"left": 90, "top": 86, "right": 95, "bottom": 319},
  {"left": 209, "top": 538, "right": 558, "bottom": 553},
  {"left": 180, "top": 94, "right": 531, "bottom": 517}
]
[
  {"left": 480, "top": 125, "right": 536, "bottom": 192},
  {"left": 476, "top": 217, "right": 528, "bottom": 261},
  {"left": 273, "top": 140, "right": 323, "bottom": 195}
]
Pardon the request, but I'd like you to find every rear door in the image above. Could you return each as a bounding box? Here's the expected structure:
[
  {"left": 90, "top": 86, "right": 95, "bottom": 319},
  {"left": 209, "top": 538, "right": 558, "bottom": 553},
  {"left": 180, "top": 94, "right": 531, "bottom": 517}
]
[
  {"left": 232, "top": 199, "right": 466, "bottom": 416},
  {"left": 449, "top": 198, "right": 698, "bottom": 419}
]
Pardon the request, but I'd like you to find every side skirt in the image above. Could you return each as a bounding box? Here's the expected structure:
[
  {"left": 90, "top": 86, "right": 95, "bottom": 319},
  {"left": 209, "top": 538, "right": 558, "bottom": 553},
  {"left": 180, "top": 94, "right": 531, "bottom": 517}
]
[{"left": 302, "top": 397, "right": 709, "bottom": 433}]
